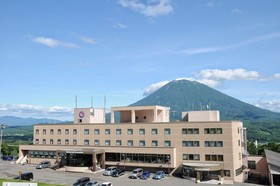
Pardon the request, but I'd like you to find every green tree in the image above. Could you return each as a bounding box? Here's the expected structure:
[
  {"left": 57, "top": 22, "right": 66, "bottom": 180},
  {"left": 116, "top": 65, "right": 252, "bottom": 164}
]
[{"left": 247, "top": 141, "right": 257, "bottom": 155}]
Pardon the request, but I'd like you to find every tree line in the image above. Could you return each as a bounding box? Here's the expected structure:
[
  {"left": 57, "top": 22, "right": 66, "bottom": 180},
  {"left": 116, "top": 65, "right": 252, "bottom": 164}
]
[{"left": 247, "top": 141, "right": 280, "bottom": 155}]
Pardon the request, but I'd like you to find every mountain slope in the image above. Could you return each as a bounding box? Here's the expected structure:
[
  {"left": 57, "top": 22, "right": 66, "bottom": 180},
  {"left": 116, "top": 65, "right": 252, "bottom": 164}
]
[
  {"left": 131, "top": 80, "right": 280, "bottom": 122},
  {"left": 0, "top": 116, "right": 69, "bottom": 126}
]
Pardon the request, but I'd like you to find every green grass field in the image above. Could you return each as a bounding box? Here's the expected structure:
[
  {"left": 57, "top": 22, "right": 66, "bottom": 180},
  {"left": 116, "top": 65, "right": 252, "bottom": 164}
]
[{"left": 0, "top": 178, "right": 64, "bottom": 186}]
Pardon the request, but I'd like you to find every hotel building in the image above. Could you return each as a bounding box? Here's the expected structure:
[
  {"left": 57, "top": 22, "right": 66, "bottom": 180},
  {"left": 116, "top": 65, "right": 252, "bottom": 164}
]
[{"left": 19, "top": 105, "right": 248, "bottom": 184}]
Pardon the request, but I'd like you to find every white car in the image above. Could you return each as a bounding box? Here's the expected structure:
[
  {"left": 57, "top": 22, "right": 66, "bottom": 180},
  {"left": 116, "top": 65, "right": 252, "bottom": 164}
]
[
  {"left": 128, "top": 168, "right": 143, "bottom": 179},
  {"left": 103, "top": 166, "right": 117, "bottom": 176},
  {"left": 100, "top": 182, "right": 113, "bottom": 186}
]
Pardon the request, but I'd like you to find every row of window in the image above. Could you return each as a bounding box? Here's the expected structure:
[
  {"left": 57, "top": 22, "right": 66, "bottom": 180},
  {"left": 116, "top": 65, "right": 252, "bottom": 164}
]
[
  {"left": 36, "top": 139, "right": 172, "bottom": 147},
  {"left": 182, "top": 154, "right": 224, "bottom": 162},
  {"left": 36, "top": 127, "right": 224, "bottom": 135},
  {"left": 36, "top": 139, "right": 225, "bottom": 147},
  {"left": 36, "top": 128, "right": 171, "bottom": 135}
]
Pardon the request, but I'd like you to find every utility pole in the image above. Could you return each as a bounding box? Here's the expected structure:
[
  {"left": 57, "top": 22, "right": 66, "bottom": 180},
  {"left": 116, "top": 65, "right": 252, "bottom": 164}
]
[{"left": 0, "top": 124, "right": 5, "bottom": 158}]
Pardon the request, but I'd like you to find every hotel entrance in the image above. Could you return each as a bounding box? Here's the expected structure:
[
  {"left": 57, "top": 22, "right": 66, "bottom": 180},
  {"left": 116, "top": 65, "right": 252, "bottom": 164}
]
[{"left": 57, "top": 148, "right": 105, "bottom": 172}]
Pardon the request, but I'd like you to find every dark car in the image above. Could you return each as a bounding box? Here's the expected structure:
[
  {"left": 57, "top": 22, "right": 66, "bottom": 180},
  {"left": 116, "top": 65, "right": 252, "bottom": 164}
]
[
  {"left": 111, "top": 168, "right": 125, "bottom": 177},
  {"left": 14, "top": 172, "right": 33, "bottom": 181},
  {"left": 73, "top": 177, "right": 90, "bottom": 186},
  {"left": 2, "top": 156, "right": 13, "bottom": 161},
  {"left": 140, "top": 171, "right": 150, "bottom": 180}
]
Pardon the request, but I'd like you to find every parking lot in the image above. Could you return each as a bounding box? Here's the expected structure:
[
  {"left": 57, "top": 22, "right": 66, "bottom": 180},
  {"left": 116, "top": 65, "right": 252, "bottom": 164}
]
[{"left": 0, "top": 160, "right": 258, "bottom": 186}]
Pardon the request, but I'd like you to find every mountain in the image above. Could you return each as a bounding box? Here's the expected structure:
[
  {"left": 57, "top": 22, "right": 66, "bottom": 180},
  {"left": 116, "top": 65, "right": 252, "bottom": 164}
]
[
  {"left": 0, "top": 116, "right": 70, "bottom": 126},
  {"left": 131, "top": 80, "right": 280, "bottom": 122}
]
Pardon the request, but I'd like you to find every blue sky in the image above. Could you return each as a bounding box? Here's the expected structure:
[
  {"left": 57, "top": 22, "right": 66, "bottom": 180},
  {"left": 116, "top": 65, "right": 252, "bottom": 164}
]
[{"left": 0, "top": 0, "right": 280, "bottom": 120}]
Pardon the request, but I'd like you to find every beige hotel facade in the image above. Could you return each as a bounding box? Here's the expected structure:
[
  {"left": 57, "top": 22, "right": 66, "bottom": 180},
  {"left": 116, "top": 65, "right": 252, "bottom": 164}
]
[{"left": 19, "top": 105, "right": 248, "bottom": 184}]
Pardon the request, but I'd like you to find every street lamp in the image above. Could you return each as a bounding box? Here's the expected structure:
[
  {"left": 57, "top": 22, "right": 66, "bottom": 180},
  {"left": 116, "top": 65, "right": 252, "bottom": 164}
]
[{"left": 0, "top": 124, "right": 5, "bottom": 158}]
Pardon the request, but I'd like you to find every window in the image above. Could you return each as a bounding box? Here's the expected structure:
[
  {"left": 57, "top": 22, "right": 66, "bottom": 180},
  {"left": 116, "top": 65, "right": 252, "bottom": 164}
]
[
  {"left": 116, "top": 129, "right": 122, "bottom": 135},
  {"left": 43, "top": 139, "right": 46, "bottom": 144},
  {"left": 127, "top": 129, "right": 133, "bottom": 135},
  {"left": 183, "top": 154, "right": 200, "bottom": 161},
  {"left": 73, "top": 139, "right": 77, "bottom": 145},
  {"left": 116, "top": 140, "right": 122, "bottom": 146},
  {"left": 128, "top": 140, "right": 133, "bottom": 146},
  {"left": 193, "top": 128, "right": 199, "bottom": 134},
  {"left": 57, "top": 139, "right": 61, "bottom": 145},
  {"left": 43, "top": 129, "right": 46, "bottom": 134},
  {"left": 84, "top": 140, "right": 89, "bottom": 145},
  {"left": 164, "top": 128, "right": 171, "bottom": 135},
  {"left": 105, "top": 129, "right": 110, "bottom": 135},
  {"left": 58, "top": 129, "right": 61, "bottom": 135},
  {"left": 151, "top": 128, "right": 158, "bottom": 135},
  {"left": 205, "top": 141, "right": 223, "bottom": 147},
  {"left": 50, "top": 139, "right": 53, "bottom": 144},
  {"left": 94, "top": 140, "right": 100, "bottom": 146},
  {"left": 164, "top": 141, "right": 171, "bottom": 147},
  {"left": 139, "top": 129, "right": 145, "bottom": 135},
  {"left": 65, "top": 129, "right": 69, "bottom": 135},
  {"left": 84, "top": 129, "right": 89, "bottom": 135},
  {"left": 139, "top": 140, "right": 145, "bottom": 146},
  {"left": 50, "top": 129, "right": 54, "bottom": 134},
  {"left": 65, "top": 139, "right": 69, "bottom": 145},
  {"left": 35, "top": 139, "right": 39, "bottom": 144},
  {"left": 152, "top": 140, "right": 158, "bottom": 147},
  {"left": 35, "top": 129, "right": 39, "bottom": 134},
  {"left": 144, "top": 116, "right": 146, "bottom": 119},
  {"left": 94, "top": 129, "right": 100, "bottom": 135},
  {"left": 73, "top": 129, "right": 77, "bottom": 135},
  {"left": 205, "top": 154, "right": 224, "bottom": 161},
  {"left": 105, "top": 140, "right": 110, "bottom": 146},
  {"left": 205, "top": 128, "right": 223, "bottom": 134},
  {"left": 248, "top": 161, "right": 256, "bottom": 169},
  {"left": 183, "top": 141, "right": 200, "bottom": 147},
  {"left": 183, "top": 128, "right": 199, "bottom": 134},
  {"left": 238, "top": 140, "right": 241, "bottom": 146}
]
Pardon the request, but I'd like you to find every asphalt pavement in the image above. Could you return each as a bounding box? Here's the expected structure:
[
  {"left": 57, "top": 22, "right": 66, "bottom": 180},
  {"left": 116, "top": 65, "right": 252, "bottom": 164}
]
[{"left": 0, "top": 160, "right": 261, "bottom": 186}]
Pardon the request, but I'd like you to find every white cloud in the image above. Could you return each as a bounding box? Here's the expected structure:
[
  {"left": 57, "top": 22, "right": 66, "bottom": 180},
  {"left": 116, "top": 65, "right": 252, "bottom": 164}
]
[
  {"left": 231, "top": 8, "right": 242, "bottom": 14},
  {"left": 114, "top": 23, "right": 128, "bottom": 29},
  {"left": 0, "top": 104, "right": 73, "bottom": 120},
  {"left": 143, "top": 68, "right": 262, "bottom": 96},
  {"left": 79, "top": 36, "right": 96, "bottom": 44},
  {"left": 253, "top": 100, "right": 280, "bottom": 113},
  {"left": 118, "top": 0, "right": 174, "bottom": 17},
  {"left": 179, "top": 47, "right": 222, "bottom": 55},
  {"left": 32, "top": 37, "right": 78, "bottom": 48},
  {"left": 197, "top": 69, "right": 260, "bottom": 81},
  {"left": 143, "top": 80, "right": 170, "bottom": 96},
  {"left": 180, "top": 32, "right": 280, "bottom": 56},
  {"left": 274, "top": 73, "right": 280, "bottom": 80}
]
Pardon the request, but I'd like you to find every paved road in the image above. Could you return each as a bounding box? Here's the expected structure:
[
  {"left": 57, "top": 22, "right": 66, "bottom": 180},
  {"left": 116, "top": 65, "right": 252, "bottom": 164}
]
[{"left": 0, "top": 160, "right": 260, "bottom": 186}]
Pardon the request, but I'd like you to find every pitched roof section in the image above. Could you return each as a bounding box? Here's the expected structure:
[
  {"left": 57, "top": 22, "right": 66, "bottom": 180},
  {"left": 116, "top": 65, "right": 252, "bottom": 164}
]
[{"left": 265, "top": 149, "right": 280, "bottom": 175}]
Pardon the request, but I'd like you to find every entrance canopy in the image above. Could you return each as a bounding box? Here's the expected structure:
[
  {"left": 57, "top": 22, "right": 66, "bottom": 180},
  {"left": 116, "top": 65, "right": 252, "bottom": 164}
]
[{"left": 183, "top": 162, "right": 223, "bottom": 171}]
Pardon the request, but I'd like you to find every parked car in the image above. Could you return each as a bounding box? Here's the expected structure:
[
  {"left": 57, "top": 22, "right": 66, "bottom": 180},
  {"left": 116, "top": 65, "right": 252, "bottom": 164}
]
[
  {"left": 72, "top": 177, "right": 90, "bottom": 186},
  {"left": 128, "top": 168, "right": 143, "bottom": 179},
  {"left": 36, "top": 160, "right": 51, "bottom": 169},
  {"left": 100, "top": 182, "right": 113, "bottom": 186},
  {"left": 14, "top": 172, "right": 33, "bottom": 181},
  {"left": 103, "top": 166, "right": 117, "bottom": 176},
  {"left": 111, "top": 168, "right": 125, "bottom": 177},
  {"left": 140, "top": 171, "right": 150, "bottom": 180},
  {"left": 85, "top": 180, "right": 99, "bottom": 186},
  {"left": 153, "top": 170, "right": 165, "bottom": 180},
  {"left": 2, "top": 155, "right": 13, "bottom": 161}
]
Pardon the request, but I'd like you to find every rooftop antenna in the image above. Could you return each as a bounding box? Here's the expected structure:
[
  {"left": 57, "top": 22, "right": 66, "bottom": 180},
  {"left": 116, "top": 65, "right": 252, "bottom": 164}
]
[
  {"left": 75, "top": 95, "right": 78, "bottom": 108},
  {"left": 103, "top": 96, "right": 106, "bottom": 123},
  {"left": 91, "top": 96, "right": 93, "bottom": 108}
]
